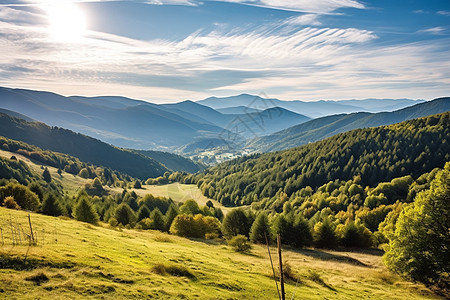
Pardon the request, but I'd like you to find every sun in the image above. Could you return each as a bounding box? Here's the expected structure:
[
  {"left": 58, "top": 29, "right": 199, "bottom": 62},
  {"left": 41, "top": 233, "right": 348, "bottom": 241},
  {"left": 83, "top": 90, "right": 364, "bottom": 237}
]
[{"left": 45, "top": 1, "right": 87, "bottom": 43}]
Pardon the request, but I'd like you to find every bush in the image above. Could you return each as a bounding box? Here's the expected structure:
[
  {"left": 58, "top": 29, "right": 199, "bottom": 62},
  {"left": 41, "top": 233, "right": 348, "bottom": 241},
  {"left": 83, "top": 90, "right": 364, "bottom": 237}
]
[
  {"left": 3, "top": 196, "right": 20, "bottom": 209},
  {"left": 228, "top": 235, "right": 252, "bottom": 252},
  {"left": 0, "top": 183, "right": 40, "bottom": 211},
  {"left": 170, "top": 214, "right": 221, "bottom": 238}
]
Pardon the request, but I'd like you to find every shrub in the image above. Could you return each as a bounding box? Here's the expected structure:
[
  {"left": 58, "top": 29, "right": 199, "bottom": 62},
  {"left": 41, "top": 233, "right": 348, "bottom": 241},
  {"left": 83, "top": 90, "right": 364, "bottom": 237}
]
[
  {"left": 0, "top": 183, "right": 40, "bottom": 211},
  {"left": 170, "top": 214, "right": 221, "bottom": 238},
  {"left": 3, "top": 196, "right": 20, "bottom": 209},
  {"left": 228, "top": 235, "right": 252, "bottom": 252}
]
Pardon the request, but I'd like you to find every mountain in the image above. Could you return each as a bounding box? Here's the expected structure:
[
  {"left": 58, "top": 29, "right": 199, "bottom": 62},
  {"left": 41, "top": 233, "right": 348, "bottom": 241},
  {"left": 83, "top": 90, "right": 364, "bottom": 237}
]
[
  {"left": 0, "top": 87, "right": 226, "bottom": 150},
  {"left": 0, "top": 113, "right": 169, "bottom": 179},
  {"left": 222, "top": 107, "right": 311, "bottom": 138},
  {"left": 134, "top": 150, "right": 204, "bottom": 173},
  {"left": 217, "top": 106, "right": 261, "bottom": 114},
  {"left": 247, "top": 97, "right": 450, "bottom": 153},
  {"left": 188, "top": 112, "right": 450, "bottom": 206},
  {"left": 0, "top": 87, "right": 311, "bottom": 153},
  {"left": 197, "top": 94, "right": 425, "bottom": 118}
]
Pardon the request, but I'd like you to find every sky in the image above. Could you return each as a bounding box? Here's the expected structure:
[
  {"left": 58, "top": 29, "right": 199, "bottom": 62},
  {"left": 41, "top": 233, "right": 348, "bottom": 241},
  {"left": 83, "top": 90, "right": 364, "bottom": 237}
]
[{"left": 0, "top": 0, "right": 449, "bottom": 103}]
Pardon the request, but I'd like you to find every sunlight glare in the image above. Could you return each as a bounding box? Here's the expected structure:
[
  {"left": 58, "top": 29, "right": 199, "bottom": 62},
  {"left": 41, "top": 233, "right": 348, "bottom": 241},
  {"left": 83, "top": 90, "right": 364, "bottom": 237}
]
[{"left": 45, "top": 1, "right": 87, "bottom": 43}]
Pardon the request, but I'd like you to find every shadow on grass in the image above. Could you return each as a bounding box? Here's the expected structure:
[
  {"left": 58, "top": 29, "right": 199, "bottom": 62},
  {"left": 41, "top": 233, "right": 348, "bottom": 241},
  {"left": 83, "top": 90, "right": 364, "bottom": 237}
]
[{"left": 291, "top": 248, "right": 373, "bottom": 268}]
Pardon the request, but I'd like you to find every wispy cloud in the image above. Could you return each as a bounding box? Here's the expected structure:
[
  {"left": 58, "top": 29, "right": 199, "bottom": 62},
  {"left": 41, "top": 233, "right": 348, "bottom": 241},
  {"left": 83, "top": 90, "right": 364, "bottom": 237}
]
[
  {"left": 208, "top": 0, "right": 365, "bottom": 14},
  {"left": 418, "top": 26, "right": 446, "bottom": 35},
  {"left": 285, "top": 14, "right": 322, "bottom": 26},
  {"left": 437, "top": 10, "right": 450, "bottom": 16}
]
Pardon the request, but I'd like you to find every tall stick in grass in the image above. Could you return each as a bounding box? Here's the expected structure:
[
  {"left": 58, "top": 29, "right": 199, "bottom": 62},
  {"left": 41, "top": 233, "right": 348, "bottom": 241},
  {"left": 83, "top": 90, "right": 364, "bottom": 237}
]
[
  {"left": 28, "top": 213, "right": 35, "bottom": 245},
  {"left": 277, "top": 234, "right": 285, "bottom": 300},
  {"left": 265, "top": 232, "right": 281, "bottom": 300}
]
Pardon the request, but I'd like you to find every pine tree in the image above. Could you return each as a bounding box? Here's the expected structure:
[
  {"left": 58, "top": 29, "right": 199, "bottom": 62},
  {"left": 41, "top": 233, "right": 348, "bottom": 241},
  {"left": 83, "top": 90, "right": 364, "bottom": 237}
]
[
  {"left": 313, "top": 217, "right": 338, "bottom": 249},
  {"left": 150, "top": 208, "right": 166, "bottom": 231},
  {"left": 115, "top": 203, "right": 136, "bottom": 226},
  {"left": 292, "top": 215, "right": 312, "bottom": 248},
  {"left": 72, "top": 196, "right": 99, "bottom": 224},
  {"left": 41, "top": 193, "right": 64, "bottom": 217},
  {"left": 42, "top": 168, "right": 52, "bottom": 183},
  {"left": 137, "top": 205, "right": 151, "bottom": 221},
  {"left": 222, "top": 209, "right": 251, "bottom": 238},
  {"left": 250, "top": 213, "right": 271, "bottom": 244},
  {"left": 165, "top": 204, "right": 179, "bottom": 231}
]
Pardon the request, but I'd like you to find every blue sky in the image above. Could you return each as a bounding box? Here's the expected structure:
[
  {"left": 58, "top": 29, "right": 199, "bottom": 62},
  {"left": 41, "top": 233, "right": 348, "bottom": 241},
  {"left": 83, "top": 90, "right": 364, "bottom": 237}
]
[{"left": 0, "top": 0, "right": 449, "bottom": 103}]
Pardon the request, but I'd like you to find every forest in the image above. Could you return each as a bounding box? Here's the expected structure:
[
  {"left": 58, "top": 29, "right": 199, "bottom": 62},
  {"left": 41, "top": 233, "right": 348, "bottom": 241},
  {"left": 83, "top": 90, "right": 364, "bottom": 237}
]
[{"left": 180, "top": 112, "right": 449, "bottom": 206}]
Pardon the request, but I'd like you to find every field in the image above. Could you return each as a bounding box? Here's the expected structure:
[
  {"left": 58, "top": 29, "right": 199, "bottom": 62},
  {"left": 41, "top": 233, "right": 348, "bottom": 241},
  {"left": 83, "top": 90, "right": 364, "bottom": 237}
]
[{"left": 0, "top": 207, "right": 441, "bottom": 300}]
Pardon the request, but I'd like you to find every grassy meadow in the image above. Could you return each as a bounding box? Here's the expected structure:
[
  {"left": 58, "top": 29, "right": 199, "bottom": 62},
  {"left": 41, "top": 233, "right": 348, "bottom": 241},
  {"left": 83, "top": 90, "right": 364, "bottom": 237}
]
[{"left": 0, "top": 207, "right": 441, "bottom": 300}]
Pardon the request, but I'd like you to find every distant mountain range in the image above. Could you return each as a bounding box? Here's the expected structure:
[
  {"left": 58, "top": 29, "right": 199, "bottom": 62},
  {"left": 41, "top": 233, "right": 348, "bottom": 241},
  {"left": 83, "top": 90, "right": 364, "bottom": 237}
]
[
  {"left": 0, "top": 86, "right": 438, "bottom": 157},
  {"left": 197, "top": 94, "right": 425, "bottom": 118},
  {"left": 246, "top": 97, "right": 450, "bottom": 152}
]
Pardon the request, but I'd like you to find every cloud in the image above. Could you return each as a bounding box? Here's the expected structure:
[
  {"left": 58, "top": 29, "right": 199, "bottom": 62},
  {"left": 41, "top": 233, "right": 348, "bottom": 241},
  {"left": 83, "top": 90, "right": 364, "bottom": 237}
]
[
  {"left": 211, "top": 0, "right": 365, "bottom": 13},
  {"left": 285, "top": 14, "right": 321, "bottom": 26},
  {"left": 437, "top": 10, "right": 450, "bottom": 16},
  {"left": 0, "top": 3, "right": 449, "bottom": 102},
  {"left": 418, "top": 27, "right": 446, "bottom": 35}
]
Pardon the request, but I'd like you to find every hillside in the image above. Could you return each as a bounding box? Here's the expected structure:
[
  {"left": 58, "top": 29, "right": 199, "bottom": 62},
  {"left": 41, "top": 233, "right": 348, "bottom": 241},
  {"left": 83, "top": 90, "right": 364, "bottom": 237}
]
[
  {"left": 0, "top": 113, "right": 168, "bottom": 179},
  {"left": 247, "top": 97, "right": 450, "bottom": 152},
  {"left": 189, "top": 112, "right": 450, "bottom": 206},
  {"left": 0, "top": 207, "right": 440, "bottom": 300}
]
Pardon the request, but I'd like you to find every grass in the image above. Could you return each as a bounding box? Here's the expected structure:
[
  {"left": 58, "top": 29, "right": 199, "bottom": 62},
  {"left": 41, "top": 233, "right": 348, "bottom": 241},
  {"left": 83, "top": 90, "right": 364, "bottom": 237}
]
[
  {"left": 0, "top": 207, "right": 443, "bottom": 299},
  {"left": 132, "top": 182, "right": 234, "bottom": 214}
]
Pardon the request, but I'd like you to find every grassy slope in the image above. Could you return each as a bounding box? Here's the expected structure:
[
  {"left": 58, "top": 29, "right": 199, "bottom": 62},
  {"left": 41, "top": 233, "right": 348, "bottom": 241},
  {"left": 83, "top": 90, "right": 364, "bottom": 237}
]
[
  {"left": 140, "top": 183, "right": 232, "bottom": 214},
  {"left": 0, "top": 207, "right": 440, "bottom": 300},
  {"left": 0, "top": 149, "right": 90, "bottom": 197},
  {"left": 1, "top": 148, "right": 227, "bottom": 215}
]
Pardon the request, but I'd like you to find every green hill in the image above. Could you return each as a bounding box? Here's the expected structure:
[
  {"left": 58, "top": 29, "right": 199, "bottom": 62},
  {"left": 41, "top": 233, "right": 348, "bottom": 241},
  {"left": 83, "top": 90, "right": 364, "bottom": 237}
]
[
  {"left": 0, "top": 113, "right": 168, "bottom": 179},
  {"left": 189, "top": 112, "right": 450, "bottom": 206}
]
